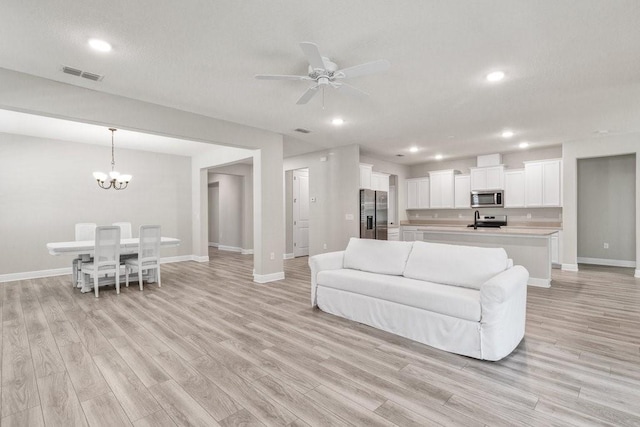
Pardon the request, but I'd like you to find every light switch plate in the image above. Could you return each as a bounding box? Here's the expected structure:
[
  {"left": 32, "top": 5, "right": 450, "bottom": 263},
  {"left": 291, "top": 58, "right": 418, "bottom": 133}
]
[{"left": 345, "top": 214, "right": 354, "bottom": 220}]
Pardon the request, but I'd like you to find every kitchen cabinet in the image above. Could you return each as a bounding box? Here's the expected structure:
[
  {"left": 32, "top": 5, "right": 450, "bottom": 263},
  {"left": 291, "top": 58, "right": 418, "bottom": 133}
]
[
  {"left": 406, "top": 177, "right": 430, "bottom": 209},
  {"left": 429, "top": 170, "right": 458, "bottom": 209},
  {"left": 551, "top": 231, "right": 562, "bottom": 266},
  {"left": 504, "top": 169, "right": 525, "bottom": 208},
  {"left": 371, "top": 172, "right": 390, "bottom": 192},
  {"left": 524, "top": 159, "right": 562, "bottom": 207},
  {"left": 454, "top": 174, "right": 471, "bottom": 208},
  {"left": 470, "top": 165, "right": 505, "bottom": 190},
  {"left": 388, "top": 228, "right": 400, "bottom": 241},
  {"left": 359, "top": 163, "right": 373, "bottom": 189}
]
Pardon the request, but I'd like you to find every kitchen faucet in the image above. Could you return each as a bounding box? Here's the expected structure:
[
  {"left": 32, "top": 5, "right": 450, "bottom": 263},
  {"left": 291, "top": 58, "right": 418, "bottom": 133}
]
[{"left": 474, "top": 210, "right": 480, "bottom": 230}]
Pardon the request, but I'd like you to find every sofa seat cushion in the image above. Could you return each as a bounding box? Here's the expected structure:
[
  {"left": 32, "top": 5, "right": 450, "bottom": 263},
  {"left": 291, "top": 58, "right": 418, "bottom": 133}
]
[
  {"left": 343, "top": 238, "right": 414, "bottom": 276},
  {"left": 316, "top": 269, "right": 481, "bottom": 322},
  {"left": 403, "top": 241, "right": 509, "bottom": 290}
]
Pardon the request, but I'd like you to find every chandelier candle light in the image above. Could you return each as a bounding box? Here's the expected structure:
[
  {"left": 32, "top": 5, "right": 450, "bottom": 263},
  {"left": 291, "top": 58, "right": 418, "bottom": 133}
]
[{"left": 93, "top": 128, "right": 132, "bottom": 190}]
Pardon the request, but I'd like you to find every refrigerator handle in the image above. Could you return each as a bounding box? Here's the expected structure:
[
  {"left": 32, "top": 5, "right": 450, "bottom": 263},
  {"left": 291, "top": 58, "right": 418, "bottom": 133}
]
[{"left": 367, "top": 216, "right": 374, "bottom": 230}]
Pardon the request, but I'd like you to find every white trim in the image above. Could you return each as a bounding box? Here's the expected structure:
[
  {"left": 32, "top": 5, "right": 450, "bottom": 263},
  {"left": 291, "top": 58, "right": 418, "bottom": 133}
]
[
  {"left": 283, "top": 253, "right": 294, "bottom": 260},
  {"left": 528, "top": 278, "right": 550, "bottom": 288},
  {"left": 241, "top": 249, "right": 254, "bottom": 255},
  {"left": 561, "top": 263, "right": 579, "bottom": 272},
  {"left": 0, "top": 255, "right": 206, "bottom": 283},
  {"left": 635, "top": 269, "right": 640, "bottom": 278},
  {"left": 218, "top": 245, "right": 242, "bottom": 253},
  {"left": 0, "top": 267, "right": 71, "bottom": 283},
  {"left": 208, "top": 242, "right": 219, "bottom": 247},
  {"left": 577, "top": 257, "right": 636, "bottom": 268},
  {"left": 253, "top": 271, "right": 285, "bottom": 284}
]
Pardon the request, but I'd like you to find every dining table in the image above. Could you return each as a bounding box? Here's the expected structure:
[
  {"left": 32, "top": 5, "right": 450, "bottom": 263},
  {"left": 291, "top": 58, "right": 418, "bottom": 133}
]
[{"left": 47, "top": 237, "right": 181, "bottom": 293}]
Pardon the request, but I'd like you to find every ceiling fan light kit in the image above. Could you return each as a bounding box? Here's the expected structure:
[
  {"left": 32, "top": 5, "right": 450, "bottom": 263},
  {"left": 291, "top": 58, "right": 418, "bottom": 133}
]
[{"left": 255, "top": 42, "right": 390, "bottom": 105}]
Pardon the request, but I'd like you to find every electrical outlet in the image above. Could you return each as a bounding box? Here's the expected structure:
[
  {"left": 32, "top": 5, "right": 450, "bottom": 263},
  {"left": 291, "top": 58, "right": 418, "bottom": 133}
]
[
  {"left": 434, "top": 213, "right": 438, "bottom": 218},
  {"left": 458, "top": 214, "right": 463, "bottom": 218},
  {"left": 526, "top": 213, "right": 532, "bottom": 219},
  {"left": 345, "top": 213, "right": 354, "bottom": 220},
  {"left": 416, "top": 213, "right": 420, "bottom": 218},
  {"left": 323, "top": 243, "right": 327, "bottom": 250},
  {"left": 604, "top": 243, "right": 609, "bottom": 249},
  {"left": 270, "top": 252, "right": 275, "bottom": 260}
]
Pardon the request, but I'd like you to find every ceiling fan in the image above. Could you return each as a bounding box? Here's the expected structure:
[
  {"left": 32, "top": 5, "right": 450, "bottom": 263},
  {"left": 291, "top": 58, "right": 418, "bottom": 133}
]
[{"left": 255, "top": 42, "right": 390, "bottom": 105}]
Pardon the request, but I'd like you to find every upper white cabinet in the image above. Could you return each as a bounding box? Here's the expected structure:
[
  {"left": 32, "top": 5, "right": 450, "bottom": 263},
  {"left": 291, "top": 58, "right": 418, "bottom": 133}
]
[
  {"left": 406, "top": 177, "right": 430, "bottom": 209},
  {"left": 504, "top": 169, "right": 525, "bottom": 208},
  {"left": 429, "top": 170, "right": 458, "bottom": 209},
  {"left": 359, "top": 163, "right": 373, "bottom": 189},
  {"left": 454, "top": 175, "right": 471, "bottom": 208},
  {"left": 524, "top": 159, "right": 562, "bottom": 207},
  {"left": 371, "top": 172, "right": 390, "bottom": 192},
  {"left": 470, "top": 165, "right": 505, "bottom": 190}
]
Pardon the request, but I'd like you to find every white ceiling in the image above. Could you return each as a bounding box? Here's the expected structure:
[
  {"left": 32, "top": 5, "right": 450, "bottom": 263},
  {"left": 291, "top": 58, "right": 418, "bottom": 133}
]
[
  {"left": 0, "top": 109, "right": 221, "bottom": 156},
  {"left": 1, "top": 1, "right": 639, "bottom": 164}
]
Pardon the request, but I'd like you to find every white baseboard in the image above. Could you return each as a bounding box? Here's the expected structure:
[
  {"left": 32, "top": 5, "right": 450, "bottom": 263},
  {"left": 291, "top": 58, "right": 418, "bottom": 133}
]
[
  {"left": 241, "top": 249, "right": 254, "bottom": 255},
  {"left": 577, "top": 257, "right": 636, "bottom": 268},
  {"left": 283, "top": 253, "right": 294, "bottom": 260},
  {"left": 0, "top": 254, "right": 206, "bottom": 283},
  {"left": 218, "top": 245, "right": 242, "bottom": 253},
  {"left": 253, "top": 271, "right": 285, "bottom": 284},
  {"left": 0, "top": 267, "right": 72, "bottom": 283},
  {"left": 208, "top": 242, "right": 219, "bottom": 247},
  {"left": 528, "top": 278, "right": 551, "bottom": 288},
  {"left": 561, "top": 264, "right": 579, "bottom": 272}
]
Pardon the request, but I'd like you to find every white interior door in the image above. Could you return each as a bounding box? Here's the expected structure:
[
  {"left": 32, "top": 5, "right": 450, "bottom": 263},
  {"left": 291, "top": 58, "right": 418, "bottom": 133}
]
[{"left": 293, "top": 169, "right": 309, "bottom": 257}]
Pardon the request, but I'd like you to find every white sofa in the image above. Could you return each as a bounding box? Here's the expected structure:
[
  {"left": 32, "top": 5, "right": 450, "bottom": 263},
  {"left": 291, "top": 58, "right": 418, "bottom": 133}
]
[{"left": 309, "top": 238, "right": 529, "bottom": 361}]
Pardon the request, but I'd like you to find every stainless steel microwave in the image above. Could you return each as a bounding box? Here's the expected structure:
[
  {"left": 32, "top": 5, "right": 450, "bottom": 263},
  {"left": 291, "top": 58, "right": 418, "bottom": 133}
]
[{"left": 471, "top": 190, "right": 504, "bottom": 208}]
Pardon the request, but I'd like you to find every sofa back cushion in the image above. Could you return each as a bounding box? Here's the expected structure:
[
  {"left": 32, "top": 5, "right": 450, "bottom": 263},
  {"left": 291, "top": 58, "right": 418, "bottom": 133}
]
[
  {"left": 343, "top": 238, "right": 414, "bottom": 276},
  {"left": 403, "top": 241, "right": 509, "bottom": 289}
]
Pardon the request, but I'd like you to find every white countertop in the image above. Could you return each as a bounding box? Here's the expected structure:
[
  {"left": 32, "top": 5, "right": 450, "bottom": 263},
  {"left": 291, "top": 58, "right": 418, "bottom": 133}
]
[{"left": 403, "top": 225, "right": 558, "bottom": 236}]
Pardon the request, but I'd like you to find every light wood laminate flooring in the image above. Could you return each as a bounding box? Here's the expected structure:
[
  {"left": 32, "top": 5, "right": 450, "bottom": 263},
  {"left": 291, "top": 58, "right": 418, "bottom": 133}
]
[{"left": 1, "top": 250, "right": 639, "bottom": 426}]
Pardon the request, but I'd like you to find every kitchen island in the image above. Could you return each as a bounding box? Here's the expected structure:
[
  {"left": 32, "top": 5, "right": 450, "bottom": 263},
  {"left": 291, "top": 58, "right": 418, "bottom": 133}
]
[{"left": 401, "top": 225, "right": 559, "bottom": 287}]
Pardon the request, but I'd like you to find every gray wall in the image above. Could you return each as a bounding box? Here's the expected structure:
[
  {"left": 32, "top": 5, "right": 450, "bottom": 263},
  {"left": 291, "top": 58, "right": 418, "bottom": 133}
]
[
  {"left": 207, "top": 184, "right": 220, "bottom": 244},
  {"left": 578, "top": 154, "right": 636, "bottom": 262},
  {"left": 208, "top": 174, "right": 243, "bottom": 249},
  {"left": 207, "top": 164, "right": 253, "bottom": 252},
  {"left": 0, "top": 133, "right": 192, "bottom": 275},
  {"left": 284, "top": 145, "right": 360, "bottom": 255}
]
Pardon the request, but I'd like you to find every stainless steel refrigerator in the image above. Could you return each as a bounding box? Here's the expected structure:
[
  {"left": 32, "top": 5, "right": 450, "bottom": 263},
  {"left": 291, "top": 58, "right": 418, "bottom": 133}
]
[{"left": 360, "top": 189, "right": 388, "bottom": 240}]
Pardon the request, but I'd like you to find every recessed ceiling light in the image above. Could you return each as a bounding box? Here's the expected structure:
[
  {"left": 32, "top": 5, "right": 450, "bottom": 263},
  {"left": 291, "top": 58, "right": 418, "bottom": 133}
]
[
  {"left": 519, "top": 142, "right": 529, "bottom": 149},
  {"left": 88, "top": 39, "right": 112, "bottom": 52},
  {"left": 501, "top": 130, "right": 514, "bottom": 138},
  {"left": 409, "top": 146, "right": 419, "bottom": 153},
  {"left": 331, "top": 118, "right": 344, "bottom": 126},
  {"left": 435, "top": 154, "right": 444, "bottom": 160},
  {"left": 486, "top": 71, "right": 505, "bottom": 82}
]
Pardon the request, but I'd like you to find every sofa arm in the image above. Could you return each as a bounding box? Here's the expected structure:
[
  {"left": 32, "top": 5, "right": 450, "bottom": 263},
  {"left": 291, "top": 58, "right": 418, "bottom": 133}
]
[
  {"left": 480, "top": 265, "right": 529, "bottom": 304},
  {"left": 308, "top": 251, "right": 344, "bottom": 307},
  {"left": 479, "top": 265, "right": 529, "bottom": 360}
]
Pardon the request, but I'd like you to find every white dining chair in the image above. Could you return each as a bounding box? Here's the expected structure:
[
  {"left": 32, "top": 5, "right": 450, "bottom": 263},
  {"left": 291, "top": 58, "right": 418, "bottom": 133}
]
[
  {"left": 112, "top": 222, "right": 132, "bottom": 239},
  {"left": 81, "top": 226, "right": 121, "bottom": 298},
  {"left": 125, "top": 225, "right": 161, "bottom": 291},
  {"left": 72, "top": 223, "right": 97, "bottom": 287}
]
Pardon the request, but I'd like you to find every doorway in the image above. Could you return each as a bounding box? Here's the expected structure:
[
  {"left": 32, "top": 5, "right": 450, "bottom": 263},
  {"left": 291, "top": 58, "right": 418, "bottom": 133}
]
[{"left": 293, "top": 168, "right": 309, "bottom": 257}]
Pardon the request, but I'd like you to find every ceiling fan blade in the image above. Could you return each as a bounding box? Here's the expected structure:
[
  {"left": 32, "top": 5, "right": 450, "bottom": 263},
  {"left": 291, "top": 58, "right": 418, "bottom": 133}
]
[
  {"left": 299, "top": 42, "right": 328, "bottom": 70},
  {"left": 333, "top": 82, "right": 369, "bottom": 98},
  {"left": 296, "top": 85, "right": 320, "bottom": 105},
  {"left": 255, "top": 74, "right": 310, "bottom": 81},
  {"left": 336, "top": 59, "right": 390, "bottom": 79}
]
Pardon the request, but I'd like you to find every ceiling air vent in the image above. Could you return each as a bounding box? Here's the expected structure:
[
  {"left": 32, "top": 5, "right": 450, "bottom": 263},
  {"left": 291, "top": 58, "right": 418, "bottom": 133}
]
[
  {"left": 61, "top": 65, "right": 104, "bottom": 81},
  {"left": 294, "top": 128, "right": 311, "bottom": 134}
]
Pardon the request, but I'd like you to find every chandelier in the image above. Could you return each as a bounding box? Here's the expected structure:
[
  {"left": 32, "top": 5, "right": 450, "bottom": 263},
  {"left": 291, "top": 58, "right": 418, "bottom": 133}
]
[{"left": 92, "top": 128, "right": 132, "bottom": 190}]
